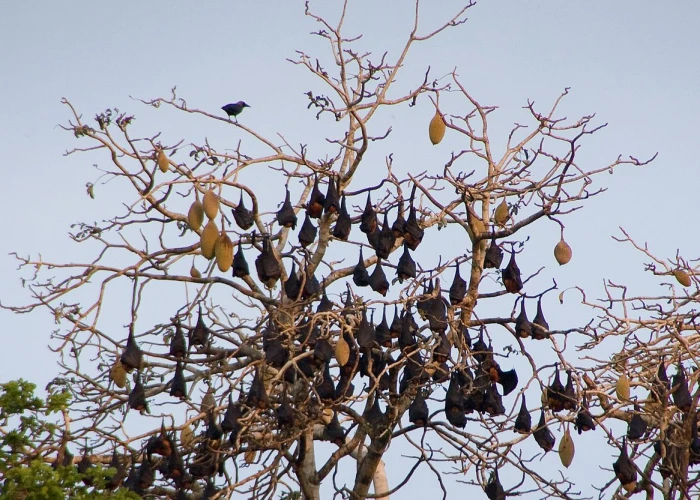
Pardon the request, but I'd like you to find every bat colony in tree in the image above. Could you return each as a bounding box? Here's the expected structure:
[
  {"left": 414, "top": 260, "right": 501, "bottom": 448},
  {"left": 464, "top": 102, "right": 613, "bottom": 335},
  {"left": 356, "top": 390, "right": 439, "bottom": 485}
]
[{"left": 7, "top": 2, "right": 700, "bottom": 500}]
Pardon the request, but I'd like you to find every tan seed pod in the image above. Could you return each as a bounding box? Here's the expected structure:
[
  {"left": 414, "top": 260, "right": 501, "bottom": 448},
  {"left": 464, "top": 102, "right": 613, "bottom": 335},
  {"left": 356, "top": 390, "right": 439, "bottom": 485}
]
[
  {"left": 190, "top": 264, "right": 201, "bottom": 279},
  {"left": 674, "top": 269, "right": 692, "bottom": 287},
  {"left": 559, "top": 428, "right": 575, "bottom": 468},
  {"left": 335, "top": 336, "right": 350, "bottom": 366},
  {"left": 616, "top": 373, "right": 630, "bottom": 401},
  {"left": 180, "top": 424, "right": 195, "bottom": 449},
  {"left": 428, "top": 110, "right": 446, "bottom": 145},
  {"left": 202, "top": 189, "right": 219, "bottom": 220},
  {"left": 244, "top": 449, "right": 257, "bottom": 464},
  {"left": 200, "top": 220, "right": 219, "bottom": 260},
  {"left": 187, "top": 200, "right": 205, "bottom": 231},
  {"left": 110, "top": 359, "right": 127, "bottom": 388},
  {"left": 214, "top": 232, "right": 234, "bottom": 272},
  {"left": 494, "top": 200, "right": 509, "bottom": 227},
  {"left": 321, "top": 408, "right": 334, "bottom": 425},
  {"left": 156, "top": 148, "right": 169, "bottom": 173},
  {"left": 554, "top": 238, "right": 573, "bottom": 265}
]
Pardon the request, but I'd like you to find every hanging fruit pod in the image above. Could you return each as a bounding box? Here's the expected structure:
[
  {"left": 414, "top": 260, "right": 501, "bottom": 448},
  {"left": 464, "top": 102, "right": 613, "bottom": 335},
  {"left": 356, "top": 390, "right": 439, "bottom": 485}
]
[
  {"left": 428, "top": 109, "right": 446, "bottom": 145},
  {"left": 554, "top": 237, "right": 572, "bottom": 265},
  {"left": 202, "top": 189, "right": 220, "bottom": 220},
  {"left": 156, "top": 148, "right": 169, "bottom": 173},
  {"left": 187, "top": 199, "right": 205, "bottom": 231},
  {"left": 674, "top": 269, "right": 692, "bottom": 287},
  {"left": 559, "top": 428, "right": 575, "bottom": 468},
  {"left": 493, "top": 200, "right": 509, "bottom": 227},
  {"left": 615, "top": 373, "right": 630, "bottom": 402},
  {"left": 200, "top": 220, "right": 219, "bottom": 260},
  {"left": 214, "top": 231, "right": 234, "bottom": 272}
]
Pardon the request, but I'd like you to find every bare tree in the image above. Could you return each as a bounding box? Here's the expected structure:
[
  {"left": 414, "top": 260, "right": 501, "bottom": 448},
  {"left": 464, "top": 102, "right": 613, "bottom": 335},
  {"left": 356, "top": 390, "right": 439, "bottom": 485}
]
[{"left": 14, "top": 2, "right": 700, "bottom": 500}]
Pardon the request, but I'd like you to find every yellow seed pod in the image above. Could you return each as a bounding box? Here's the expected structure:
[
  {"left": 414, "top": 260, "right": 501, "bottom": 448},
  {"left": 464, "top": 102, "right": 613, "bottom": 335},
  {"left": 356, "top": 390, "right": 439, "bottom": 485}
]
[
  {"left": 428, "top": 110, "right": 446, "bottom": 145},
  {"left": 187, "top": 200, "right": 205, "bottom": 231},
  {"left": 321, "top": 408, "right": 334, "bottom": 425},
  {"left": 559, "top": 428, "right": 575, "bottom": 468},
  {"left": 554, "top": 238, "right": 573, "bottom": 266},
  {"left": 616, "top": 373, "right": 630, "bottom": 401},
  {"left": 674, "top": 269, "right": 692, "bottom": 287},
  {"left": 214, "top": 232, "right": 234, "bottom": 272},
  {"left": 156, "top": 149, "right": 169, "bottom": 173},
  {"left": 110, "top": 359, "right": 127, "bottom": 388},
  {"left": 244, "top": 449, "right": 257, "bottom": 464},
  {"left": 180, "top": 424, "right": 195, "bottom": 449},
  {"left": 335, "top": 336, "right": 350, "bottom": 366},
  {"left": 494, "top": 200, "right": 509, "bottom": 227},
  {"left": 190, "top": 264, "right": 202, "bottom": 279},
  {"left": 200, "top": 220, "right": 219, "bottom": 260},
  {"left": 202, "top": 190, "right": 219, "bottom": 220}
]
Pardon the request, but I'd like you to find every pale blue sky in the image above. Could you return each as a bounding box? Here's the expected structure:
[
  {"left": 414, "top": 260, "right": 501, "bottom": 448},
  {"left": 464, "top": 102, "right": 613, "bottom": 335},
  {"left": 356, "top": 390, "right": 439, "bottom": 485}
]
[{"left": 1, "top": 1, "right": 699, "bottom": 498}]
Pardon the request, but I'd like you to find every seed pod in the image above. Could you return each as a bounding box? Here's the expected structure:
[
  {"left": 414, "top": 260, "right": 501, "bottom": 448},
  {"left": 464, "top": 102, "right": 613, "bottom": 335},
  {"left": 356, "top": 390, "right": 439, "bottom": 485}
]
[
  {"left": 200, "top": 385, "right": 216, "bottom": 414},
  {"left": 180, "top": 424, "right": 195, "bottom": 449},
  {"left": 276, "top": 188, "right": 298, "bottom": 229},
  {"left": 232, "top": 192, "right": 254, "bottom": 230},
  {"left": 493, "top": 200, "right": 509, "bottom": 227},
  {"left": 232, "top": 244, "right": 250, "bottom": 278},
  {"left": 335, "top": 335, "right": 350, "bottom": 366},
  {"left": 449, "top": 264, "right": 467, "bottom": 305},
  {"left": 189, "top": 264, "right": 201, "bottom": 279},
  {"left": 514, "top": 395, "right": 531, "bottom": 434},
  {"left": 616, "top": 373, "right": 630, "bottom": 402},
  {"left": 674, "top": 269, "right": 692, "bottom": 287},
  {"left": 332, "top": 195, "right": 352, "bottom": 240},
  {"left": 554, "top": 238, "right": 572, "bottom": 265},
  {"left": 202, "top": 189, "right": 219, "bottom": 220},
  {"left": 484, "top": 239, "right": 504, "bottom": 269},
  {"left": 214, "top": 232, "right": 234, "bottom": 272},
  {"left": 187, "top": 200, "right": 205, "bottom": 231},
  {"left": 428, "top": 109, "right": 446, "bottom": 145},
  {"left": 110, "top": 359, "right": 127, "bottom": 388},
  {"left": 157, "top": 148, "right": 169, "bottom": 173},
  {"left": 200, "top": 220, "right": 219, "bottom": 260},
  {"left": 502, "top": 251, "right": 523, "bottom": 293},
  {"left": 559, "top": 428, "right": 575, "bottom": 468},
  {"left": 244, "top": 450, "right": 257, "bottom": 464}
]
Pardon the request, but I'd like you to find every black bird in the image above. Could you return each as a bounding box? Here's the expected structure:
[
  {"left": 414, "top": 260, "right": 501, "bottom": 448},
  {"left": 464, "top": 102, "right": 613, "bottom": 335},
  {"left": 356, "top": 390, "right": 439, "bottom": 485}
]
[{"left": 222, "top": 101, "right": 250, "bottom": 120}]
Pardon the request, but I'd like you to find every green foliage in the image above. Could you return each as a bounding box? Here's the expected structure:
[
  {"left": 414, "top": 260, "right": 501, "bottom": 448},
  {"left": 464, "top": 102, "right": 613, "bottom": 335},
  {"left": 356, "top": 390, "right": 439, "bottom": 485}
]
[{"left": 0, "top": 380, "right": 137, "bottom": 499}]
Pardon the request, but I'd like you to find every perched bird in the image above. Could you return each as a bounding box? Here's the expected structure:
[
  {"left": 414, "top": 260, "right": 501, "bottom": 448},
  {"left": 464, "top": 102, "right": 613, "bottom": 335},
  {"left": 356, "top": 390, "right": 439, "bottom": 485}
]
[{"left": 222, "top": 101, "right": 250, "bottom": 120}]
